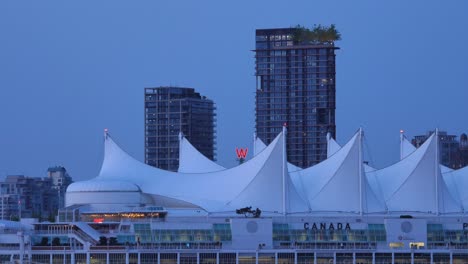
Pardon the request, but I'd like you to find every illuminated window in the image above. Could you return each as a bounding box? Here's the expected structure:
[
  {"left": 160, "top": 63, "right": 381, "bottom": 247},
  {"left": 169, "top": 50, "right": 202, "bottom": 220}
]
[
  {"left": 389, "top": 242, "right": 404, "bottom": 248},
  {"left": 410, "top": 242, "right": 425, "bottom": 249}
]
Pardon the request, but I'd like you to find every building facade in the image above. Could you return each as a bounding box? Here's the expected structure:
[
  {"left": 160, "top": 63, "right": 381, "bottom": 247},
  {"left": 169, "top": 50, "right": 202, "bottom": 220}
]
[
  {"left": 2, "top": 130, "right": 468, "bottom": 264},
  {"left": 254, "top": 27, "right": 338, "bottom": 168},
  {"left": 0, "top": 167, "right": 72, "bottom": 221},
  {"left": 47, "top": 166, "right": 73, "bottom": 209},
  {"left": 412, "top": 131, "right": 468, "bottom": 169},
  {"left": 144, "top": 87, "right": 216, "bottom": 171}
]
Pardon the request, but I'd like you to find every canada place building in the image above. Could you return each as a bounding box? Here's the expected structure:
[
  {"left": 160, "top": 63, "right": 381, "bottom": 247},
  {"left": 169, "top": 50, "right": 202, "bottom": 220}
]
[
  {"left": 255, "top": 27, "right": 339, "bottom": 168},
  {"left": 145, "top": 87, "right": 216, "bottom": 171}
]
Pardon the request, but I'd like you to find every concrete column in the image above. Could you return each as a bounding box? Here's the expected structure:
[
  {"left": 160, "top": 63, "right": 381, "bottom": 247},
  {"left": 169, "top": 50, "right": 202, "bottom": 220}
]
[
  {"left": 50, "top": 253, "right": 53, "bottom": 264},
  {"left": 411, "top": 252, "right": 414, "bottom": 264},
  {"left": 177, "top": 253, "right": 180, "bottom": 264},
  {"left": 157, "top": 253, "right": 160, "bottom": 264},
  {"left": 126, "top": 252, "right": 129, "bottom": 264},
  {"left": 294, "top": 252, "right": 297, "bottom": 264},
  {"left": 450, "top": 253, "right": 453, "bottom": 264},
  {"left": 236, "top": 252, "right": 239, "bottom": 264},
  {"left": 216, "top": 253, "right": 219, "bottom": 264},
  {"left": 255, "top": 252, "right": 258, "bottom": 264},
  {"left": 106, "top": 253, "right": 109, "bottom": 264},
  {"left": 197, "top": 253, "right": 200, "bottom": 264},
  {"left": 353, "top": 252, "right": 356, "bottom": 264},
  {"left": 372, "top": 253, "right": 375, "bottom": 264},
  {"left": 333, "top": 252, "right": 336, "bottom": 264},
  {"left": 313, "top": 253, "right": 316, "bottom": 264},
  {"left": 391, "top": 252, "right": 394, "bottom": 264},
  {"left": 71, "top": 253, "right": 75, "bottom": 264},
  {"left": 274, "top": 252, "right": 278, "bottom": 264},
  {"left": 86, "top": 252, "right": 90, "bottom": 264}
]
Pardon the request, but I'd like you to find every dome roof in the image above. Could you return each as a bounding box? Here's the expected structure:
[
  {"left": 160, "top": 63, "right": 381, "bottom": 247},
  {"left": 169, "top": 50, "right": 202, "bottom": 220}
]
[{"left": 67, "top": 180, "right": 141, "bottom": 193}]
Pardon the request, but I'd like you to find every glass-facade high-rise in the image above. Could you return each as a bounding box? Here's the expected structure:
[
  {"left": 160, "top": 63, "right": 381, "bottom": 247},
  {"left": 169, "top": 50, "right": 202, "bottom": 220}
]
[
  {"left": 255, "top": 27, "right": 339, "bottom": 168},
  {"left": 144, "top": 87, "right": 216, "bottom": 171}
]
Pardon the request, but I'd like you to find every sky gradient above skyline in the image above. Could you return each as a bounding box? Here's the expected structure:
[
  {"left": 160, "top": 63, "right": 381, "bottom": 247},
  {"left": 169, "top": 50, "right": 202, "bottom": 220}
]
[{"left": 1, "top": 1, "right": 467, "bottom": 181}]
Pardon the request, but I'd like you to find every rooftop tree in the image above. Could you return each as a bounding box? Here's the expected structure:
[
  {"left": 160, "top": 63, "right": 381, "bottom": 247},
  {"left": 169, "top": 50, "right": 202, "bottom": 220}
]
[{"left": 292, "top": 24, "right": 341, "bottom": 43}]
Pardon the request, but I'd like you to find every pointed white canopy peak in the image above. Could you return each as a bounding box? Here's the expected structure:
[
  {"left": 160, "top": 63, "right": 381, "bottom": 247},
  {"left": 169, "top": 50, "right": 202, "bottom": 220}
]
[
  {"left": 368, "top": 134, "right": 435, "bottom": 205},
  {"left": 290, "top": 130, "right": 386, "bottom": 213},
  {"left": 327, "top": 132, "right": 342, "bottom": 158},
  {"left": 253, "top": 136, "right": 302, "bottom": 172},
  {"left": 401, "top": 132, "right": 454, "bottom": 173},
  {"left": 253, "top": 136, "right": 268, "bottom": 156},
  {"left": 96, "top": 131, "right": 294, "bottom": 213},
  {"left": 368, "top": 133, "right": 462, "bottom": 214},
  {"left": 178, "top": 134, "right": 225, "bottom": 173},
  {"left": 326, "top": 131, "right": 377, "bottom": 172},
  {"left": 224, "top": 131, "right": 309, "bottom": 214},
  {"left": 400, "top": 133, "right": 417, "bottom": 160}
]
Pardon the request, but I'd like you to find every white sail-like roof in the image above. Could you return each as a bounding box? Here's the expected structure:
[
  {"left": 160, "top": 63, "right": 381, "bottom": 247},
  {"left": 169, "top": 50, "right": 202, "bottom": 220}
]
[
  {"left": 290, "top": 130, "right": 386, "bottom": 213},
  {"left": 400, "top": 132, "right": 453, "bottom": 173},
  {"left": 400, "top": 133, "right": 417, "bottom": 160},
  {"left": 91, "top": 131, "right": 307, "bottom": 214},
  {"left": 177, "top": 133, "right": 225, "bottom": 173},
  {"left": 326, "top": 132, "right": 376, "bottom": 173},
  {"left": 67, "top": 180, "right": 141, "bottom": 192},
  {"left": 327, "top": 132, "right": 341, "bottom": 158},
  {"left": 224, "top": 128, "right": 309, "bottom": 213},
  {"left": 67, "top": 128, "right": 467, "bottom": 215},
  {"left": 368, "top": 133, "right": 462, "bottom": 214},
  {"left": 253, "top": 135, "right": 301, "bottom": 172},
  {"left": 442, "top": 166, "right": 468, "bottom": 210},
  {"left": 253, "top": 134, "right": 267, "bottom": 156}
]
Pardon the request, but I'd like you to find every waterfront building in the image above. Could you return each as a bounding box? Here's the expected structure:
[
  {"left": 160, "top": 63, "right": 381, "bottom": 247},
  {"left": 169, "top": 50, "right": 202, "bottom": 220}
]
[
  {"left": 254, "top": 26, "right": 339, "bottom": 168},
  {"left": 144, "top": 87, "right": 217, "bottom": 171},
  {"left": 1, "top": 130, "right": 468, "bottom": 263}
]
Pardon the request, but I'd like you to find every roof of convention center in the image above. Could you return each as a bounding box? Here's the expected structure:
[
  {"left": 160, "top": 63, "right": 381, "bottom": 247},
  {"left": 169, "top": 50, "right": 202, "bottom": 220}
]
[{"left": 66, "top": 128, "right": 467, "bottom": 216}]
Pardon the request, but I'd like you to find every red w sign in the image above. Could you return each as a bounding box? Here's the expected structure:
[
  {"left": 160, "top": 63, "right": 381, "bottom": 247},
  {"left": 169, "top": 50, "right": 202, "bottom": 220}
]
[{"left": 236, "top": 148, "right": 248, "bottom": 159}]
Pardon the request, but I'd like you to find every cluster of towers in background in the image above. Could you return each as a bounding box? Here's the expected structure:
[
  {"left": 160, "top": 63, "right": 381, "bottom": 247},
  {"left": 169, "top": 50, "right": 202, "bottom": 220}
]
[
  {"left": 144, "top": 27, "right": 468, "bottom": 171},
  {"left": 144, "top": 27, "right": 337, "bottom": 170}
]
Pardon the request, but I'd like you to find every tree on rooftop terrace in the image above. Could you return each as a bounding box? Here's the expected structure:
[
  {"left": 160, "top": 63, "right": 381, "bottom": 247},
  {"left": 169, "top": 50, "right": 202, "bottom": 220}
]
[{"left": 293, "top": 24, "right": 341, "bottom": 43}]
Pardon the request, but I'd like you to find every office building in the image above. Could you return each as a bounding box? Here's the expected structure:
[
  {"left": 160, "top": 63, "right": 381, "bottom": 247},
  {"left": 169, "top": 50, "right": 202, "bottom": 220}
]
[
  {"left": 254, "top": 26, "right": 339, "bottom": 168},
  {"left": 412, "top": 131, "right": 468, "bottom": 169},
  {"left": 144, "top": 87, "right": 216, "bottom": 171}
]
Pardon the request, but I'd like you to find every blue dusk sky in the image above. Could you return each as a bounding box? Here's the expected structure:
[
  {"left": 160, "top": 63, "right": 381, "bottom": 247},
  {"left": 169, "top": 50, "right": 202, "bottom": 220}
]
[{"left": 0, "top": 1, "right": 467, "bottom": 181}]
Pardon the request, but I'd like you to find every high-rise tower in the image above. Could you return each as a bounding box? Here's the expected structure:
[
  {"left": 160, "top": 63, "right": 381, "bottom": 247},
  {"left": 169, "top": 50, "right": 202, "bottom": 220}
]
[
  {"left": 254, "top": 26, "right": 339, "bottom": 168},
  {"left": 144, "top": 87, "right": 216, "bottom": 171}
]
